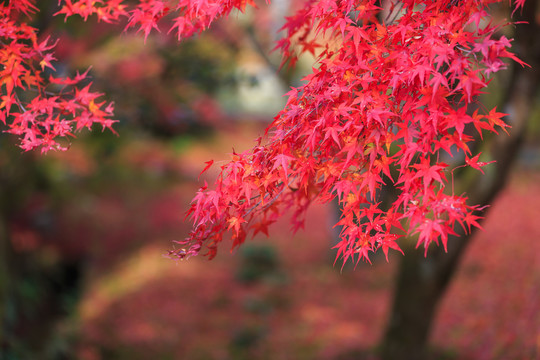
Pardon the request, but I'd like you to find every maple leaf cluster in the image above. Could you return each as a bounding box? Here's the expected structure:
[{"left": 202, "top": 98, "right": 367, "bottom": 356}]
[
  {"left": 1, "top": 0, "right": 254, "bottom": 152},
  {"left": 173, "top": 0, "right": 526, "bottom": 264},
  {"left": 0, "top": 0, "right": 525, "bottom": 265},
  {"left": 0, "top": 2, "right": 116, "bottom": 152}
]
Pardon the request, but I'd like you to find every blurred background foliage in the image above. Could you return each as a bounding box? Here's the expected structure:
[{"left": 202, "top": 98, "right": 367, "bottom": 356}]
[{"left": 1, "top": 1, "right": 539, "bottom": 359}]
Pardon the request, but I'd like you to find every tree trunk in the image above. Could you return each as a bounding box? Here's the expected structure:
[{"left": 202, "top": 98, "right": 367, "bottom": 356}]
[{"left": 379, "top": 2, "right": 540, "bottom": 359}]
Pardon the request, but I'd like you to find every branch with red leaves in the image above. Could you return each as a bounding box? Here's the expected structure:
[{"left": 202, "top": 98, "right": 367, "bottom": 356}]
[
  {"left": 0, "top": 0, "right": 527, "bottom": 266},
  {"left": 0, "top": 2, "right": 117, "bottom": 152},
  {"left": 1, "top": 0, "right": 255, "bottom": 152},
  {"left": 172, "top": 0, "right": 527, "bottom": 265}
]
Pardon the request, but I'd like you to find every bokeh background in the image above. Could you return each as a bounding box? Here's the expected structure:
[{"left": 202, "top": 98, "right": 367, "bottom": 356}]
[{"left": 1, "top": 1, "right": 539, "bottom": 359}]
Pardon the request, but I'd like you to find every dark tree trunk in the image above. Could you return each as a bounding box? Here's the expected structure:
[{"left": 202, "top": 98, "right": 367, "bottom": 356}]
[{"left": 379, "top": 2, "right": 540, "bottom": 359}]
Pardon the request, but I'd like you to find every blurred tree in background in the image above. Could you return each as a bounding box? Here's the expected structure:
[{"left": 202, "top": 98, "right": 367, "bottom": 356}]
[{"left": 381, "top": 1, "right": 540, "bottom": 357}]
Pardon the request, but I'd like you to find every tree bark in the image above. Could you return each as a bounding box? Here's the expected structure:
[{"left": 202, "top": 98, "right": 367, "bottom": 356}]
[{"left": 379, "top": 2, "right": 540, "bottom": 359}]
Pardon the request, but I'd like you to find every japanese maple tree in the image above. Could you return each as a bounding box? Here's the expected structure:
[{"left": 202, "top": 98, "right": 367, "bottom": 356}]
[
  {"left": 0, "top": 0, "right": 526, "bottom": 266},
  {"left": 173, "top": 0, "right": 527, "bottom": 265}
]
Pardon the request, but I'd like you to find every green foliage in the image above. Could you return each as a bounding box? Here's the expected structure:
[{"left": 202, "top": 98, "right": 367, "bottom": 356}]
[{"left": 235, "top": 243, "right": 286, "bottom": 285}]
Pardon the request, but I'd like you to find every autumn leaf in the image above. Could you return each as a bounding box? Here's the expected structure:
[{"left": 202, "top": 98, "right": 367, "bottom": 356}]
[{"left": 465, "top": 153, "right": 496, "bottom": 174}]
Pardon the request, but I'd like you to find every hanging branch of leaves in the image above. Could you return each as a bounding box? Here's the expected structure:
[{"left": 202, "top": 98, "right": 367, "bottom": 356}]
[
  {"left": 173, "top": 0, "right": 527, "bottom": 265},
  {"left": 0, "top": 0, "right": 527, "bottom": 266}
]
